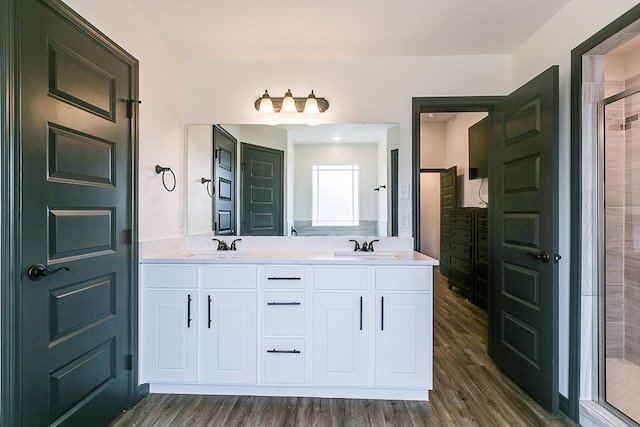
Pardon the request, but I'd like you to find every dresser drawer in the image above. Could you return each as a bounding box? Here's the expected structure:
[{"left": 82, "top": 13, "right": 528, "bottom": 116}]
[
  {"left": 450, "top": 212, "right": 472, "bottom": 226},
  {"left": 476, "top": 229, "right": 488, "bottom": 247},
  {"left": 476, "top": 246, "right": 488, "bottom": 263},
  {"left": 451, "top": 227, "right": 473, "bottom": 244},
  {"left": 143, "top": 265, "right": 198, "bottom": 289},
  {"left": 264, "top": 266, "right": 307, "bottom": 289},
  {"left": 450, "top": 242, "right": 472, "bottom": 258},
  {"left": 264, "top": 291, "right": 306, "bottom": 336},
  {"left": 450, "top": 256, "right": 471, "bottom": 274},
  {"left": 264, "top": 338, "right": 305, "bottom": 384}
]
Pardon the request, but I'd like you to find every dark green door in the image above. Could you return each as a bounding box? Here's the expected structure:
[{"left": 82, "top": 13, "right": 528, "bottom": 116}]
[
  {"left": 19, "top": 0, "right": 137, "bottom": 425},
  {"left": 489, "top": 66, "right": 559, "bottom": 412},
  {"left": 241, "top": 143, "right": 284, "bottom": 235},
  {"left": 213, "top": 125, "right": 237, "bottom": 235}
]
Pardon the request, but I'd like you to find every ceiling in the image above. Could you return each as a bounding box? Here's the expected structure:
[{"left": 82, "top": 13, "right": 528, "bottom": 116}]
[{"left": 129, "top": 0, "right": 571, "bottom": 60}]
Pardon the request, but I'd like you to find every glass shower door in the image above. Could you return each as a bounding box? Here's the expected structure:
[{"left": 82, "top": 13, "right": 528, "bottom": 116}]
[{"left": 601, "top": 86, "right": 640, "bottom": 424}]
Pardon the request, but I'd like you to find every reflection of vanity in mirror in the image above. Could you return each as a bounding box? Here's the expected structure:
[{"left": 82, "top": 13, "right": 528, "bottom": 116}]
[{"left": 186, "top": 123, "right": 399, "bottom": 237}]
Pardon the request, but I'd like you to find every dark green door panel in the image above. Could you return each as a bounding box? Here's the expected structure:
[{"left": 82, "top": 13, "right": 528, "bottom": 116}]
[
  {"left": 241, "top": 143, "right": 284, "bottom": 236},
  {"left": 489, "top": 65, "right": 559, "bottom": 413},
  {"left": 17, "top": 0, "right": 138, "bottom": 425}
]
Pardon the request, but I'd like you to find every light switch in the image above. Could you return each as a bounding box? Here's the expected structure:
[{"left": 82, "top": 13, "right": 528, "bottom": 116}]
[{"left": 400, "top": 184, "right": 409, "bottom": 199}]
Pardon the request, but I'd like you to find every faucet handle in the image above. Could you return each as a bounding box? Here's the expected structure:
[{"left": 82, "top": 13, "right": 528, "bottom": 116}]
[
  {"left": 230, "top": 238, "right": 242, "bottom": 251},
  {"left": 368, "top": 239, "right": 380, "bottom": 251},
  {"left": 361, "top": 241, "right": 368, "bottom": 252},
  {"left": 348, "top": 239, "right": 360, "bottom": 251}
]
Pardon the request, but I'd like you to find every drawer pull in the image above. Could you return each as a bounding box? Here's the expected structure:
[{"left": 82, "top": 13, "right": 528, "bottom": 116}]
[
  {"left": 187, "top": 294, "right": 192, "bottom": 328},
  {"left": 267, "top": 349, "right": 301, "bottom": 354},
  {"left": 267, "top": 301, "right": 301, "bottom": 306},
  {"left": 267, "top": 277, "right": 301, "bottom": 280}
]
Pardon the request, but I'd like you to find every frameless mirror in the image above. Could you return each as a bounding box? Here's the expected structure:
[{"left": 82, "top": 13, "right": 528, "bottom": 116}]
[{"left": 186, "top": 123, "right": 399, "bottom": 237}]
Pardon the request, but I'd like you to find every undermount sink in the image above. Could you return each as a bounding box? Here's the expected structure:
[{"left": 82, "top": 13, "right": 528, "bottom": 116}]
[
  {"left": 334, "top": 251, "right": 398, "bottom": 259},
  {"left": 188, "top": 251, "right": 248, "bottom": 258}
]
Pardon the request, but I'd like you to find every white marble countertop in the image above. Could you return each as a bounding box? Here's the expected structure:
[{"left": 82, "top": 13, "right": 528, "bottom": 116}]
[{"left": 141, "top": 249, "right": 439, "bottom": 266}]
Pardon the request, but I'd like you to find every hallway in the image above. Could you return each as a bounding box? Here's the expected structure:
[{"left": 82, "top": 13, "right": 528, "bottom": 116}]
[{"left": 110, "top": 269, "right": 574, "bottom": 426}]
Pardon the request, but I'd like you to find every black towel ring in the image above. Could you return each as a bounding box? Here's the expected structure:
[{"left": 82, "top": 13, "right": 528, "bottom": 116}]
[
  {"left": 201, "top": 177, "right": 214, "bottom": 198},
  {"left": 155, "top": 165, "right": 176, "bottom": 192}
]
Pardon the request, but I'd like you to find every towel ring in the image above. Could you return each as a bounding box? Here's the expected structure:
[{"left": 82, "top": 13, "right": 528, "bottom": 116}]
[
  {"left": 155, "top": 165, "right": 176, "bottom": 192},
  {"left": 201, "top": 177, "right": 214, "bottom": 198}
]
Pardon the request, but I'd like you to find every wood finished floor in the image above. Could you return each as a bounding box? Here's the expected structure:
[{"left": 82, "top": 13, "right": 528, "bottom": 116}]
[{"left": 109, "top": 268, "right": 575, "bottom": 426}]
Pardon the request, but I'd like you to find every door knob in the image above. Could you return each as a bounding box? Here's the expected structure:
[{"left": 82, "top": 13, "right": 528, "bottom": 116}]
[
  {"left": 526, "top": 251, "right": 550, "bottom": 263},
  {"left": 27, "top": 264, "right": 69, "bottom": 281}
]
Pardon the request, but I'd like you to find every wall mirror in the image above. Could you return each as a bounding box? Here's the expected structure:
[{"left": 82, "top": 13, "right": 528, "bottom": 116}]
[{"left": 186, "top": 123, "right": 399, "bottom": 237}]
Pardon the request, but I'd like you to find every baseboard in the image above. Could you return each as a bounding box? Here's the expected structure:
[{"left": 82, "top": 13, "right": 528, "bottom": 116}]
[{"left": 559, "top": 393, "right": 569, "bottom": 416}]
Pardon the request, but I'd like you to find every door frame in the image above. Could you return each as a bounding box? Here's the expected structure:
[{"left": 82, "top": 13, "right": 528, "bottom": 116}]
[
  {"left": 412, "top": 95, "right": 570, "bottom": 416},
  {"left": 411, "top": 96, "right": 502, "bottom": 253},
  {"left": 570, "top": 3, "right": 640, "bottom": 424},
  {"left": 1, "top": 1, "right": 143, "bottom": 424}
]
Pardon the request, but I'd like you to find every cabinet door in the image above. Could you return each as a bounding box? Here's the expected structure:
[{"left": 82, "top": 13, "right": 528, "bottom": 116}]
[
  {"left": 143, "top": 290, "right": 197, "bottom": 382},
  {"left": 204, "top": 291, "right": 257, "bottom": 384},
  {"left": 313, "top": 292, "right": 367, "bottom": 386},
  {"left": 375, "top": 293, "right": 432, "bottom": 388}
]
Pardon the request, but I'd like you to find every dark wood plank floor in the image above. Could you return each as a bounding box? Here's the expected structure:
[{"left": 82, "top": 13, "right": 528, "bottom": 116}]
[{"left": 109, "top": 268, "right": 575, "bottom": 426}]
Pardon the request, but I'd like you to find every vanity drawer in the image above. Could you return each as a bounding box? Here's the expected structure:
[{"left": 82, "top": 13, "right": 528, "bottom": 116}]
[
  {"left": 264, "top": 338, "right": 305, "bottom": 384},
  {"left": 143, "top": 265, "right": 198, "bottom": 289},
  {"left": 203, "top": 266, "right": 257, "bottom": 289},
  {"left": 264, "top": 266, "right": 306, "bottom": 289},
  {"left": 264, "top": 291, "right": 306, "bottom": 336},
  {"left": 313, "top": 266, "right": 368, "bottom": 290},
  {"left": 375, "top": 267, "right": 431, "bottom": 291}
]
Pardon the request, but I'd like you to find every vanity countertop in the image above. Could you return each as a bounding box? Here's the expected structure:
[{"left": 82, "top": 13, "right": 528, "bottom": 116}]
[{"left": 141, "top": 249, "right": 438, "bottom": 266}]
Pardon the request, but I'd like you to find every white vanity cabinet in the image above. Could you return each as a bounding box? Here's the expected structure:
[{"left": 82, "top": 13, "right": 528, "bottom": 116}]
[
  {"left": 140, "top": 253, "right": 435, "bottom": 400},
  {"left": 202, "top": 266, "right": 258, "bottom": 385},
  {"left": 142, "top": 265, "right": 198, "bottom": 383}
]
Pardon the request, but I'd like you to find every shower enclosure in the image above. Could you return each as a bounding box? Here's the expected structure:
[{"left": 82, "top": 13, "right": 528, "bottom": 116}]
[{"left": 601, "top": 83, "right": 640, "bottom": 424}]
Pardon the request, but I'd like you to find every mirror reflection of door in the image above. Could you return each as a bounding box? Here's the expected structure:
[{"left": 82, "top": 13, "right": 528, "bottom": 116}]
[
  {"left": 213, "top": 125, "right": 236, "bottom": 235},
  {"left": 241, "top": 143, "right": 284, "bottom": 235}
]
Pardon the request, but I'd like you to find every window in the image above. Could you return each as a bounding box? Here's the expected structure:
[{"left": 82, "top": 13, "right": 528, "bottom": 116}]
[{"left": 312, "top": 164, "right": 359, "bottom": 226}]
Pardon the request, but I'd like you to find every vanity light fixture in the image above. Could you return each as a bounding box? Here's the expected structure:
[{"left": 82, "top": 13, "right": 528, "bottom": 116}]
[{"left": 255, "top": 89, "right": 329, "bottom": 114}]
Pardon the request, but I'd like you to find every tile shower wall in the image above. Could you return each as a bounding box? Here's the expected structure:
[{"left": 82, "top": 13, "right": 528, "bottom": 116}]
[{"left": 624, "top": 74, "right": 640, "bottom": 365}]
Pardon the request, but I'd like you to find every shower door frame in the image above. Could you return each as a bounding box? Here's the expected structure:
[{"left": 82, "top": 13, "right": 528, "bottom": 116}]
[{"left": 598, "top": 85, "right": 640, "bottom": 425}]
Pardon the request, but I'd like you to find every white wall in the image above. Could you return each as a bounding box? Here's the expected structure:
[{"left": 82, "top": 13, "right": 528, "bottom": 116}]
[
  {"left": 185, "top": 56, "right": 511, "bottom": 236},
  {"left": 511, "top": 0, "right": 639, "bottom": 398},
  {"left": 63, "top": 0, "right": 187, "bottom": 241},
  {"left": 420, "top": 121, "right": 447, "bottom": 168},
  {"left": 186, "top": 125, "right": 213, "bottom": 234}
]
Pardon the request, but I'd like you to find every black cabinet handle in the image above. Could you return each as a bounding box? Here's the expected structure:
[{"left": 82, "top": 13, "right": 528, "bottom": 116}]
[
  {"left": 381, "top": 296, "right": 384, "bottom": 331},
  {"left": 267, "top": 277, "right": 301, "bottom": 280},
  {"left": 208, "top": 295, "right": 212, "bottom": 329},
  {"left": 267, "top": 349, "right": 301, "bottom": 354},
  {"left": 360, "top": 296, "right": 364, "bottom": 331},
  {"left": 187, "top": 294, "right": 192, "bottom": 328},
  {"left": 267, "top": 301, "right": 301, "bottom": 306}
]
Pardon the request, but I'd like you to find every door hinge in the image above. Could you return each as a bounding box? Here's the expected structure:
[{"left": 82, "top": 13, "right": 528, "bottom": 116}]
[
  {"left": 126, "top": 99, "right": 142, "bottom": 119},
  {"left": 125, "top": 354, "right": 133, "bottom": 371},
  {"left": 124, "top": 229, "right": 133, "bottom": 245}
]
